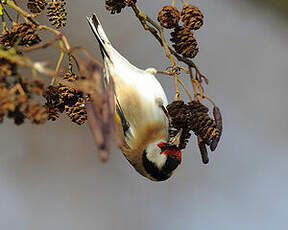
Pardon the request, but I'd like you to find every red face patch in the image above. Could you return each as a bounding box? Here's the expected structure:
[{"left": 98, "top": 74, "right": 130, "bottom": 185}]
[
  {"left": 157, "top": 142, "right": 166, "bottom": 149},
  {"left": 161, "top": 149, "right": 182, "bottom": 163},
  {"left": 158, "top": 142, "right": 182, "bottom": 163}
]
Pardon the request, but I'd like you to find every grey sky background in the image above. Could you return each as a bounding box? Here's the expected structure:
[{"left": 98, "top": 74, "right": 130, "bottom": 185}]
[{"left": 1, "top": 0, "right": 288, "bottom": 229}]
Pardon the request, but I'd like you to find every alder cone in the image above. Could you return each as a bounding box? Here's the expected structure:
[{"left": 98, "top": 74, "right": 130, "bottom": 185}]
[
  {"left": 181, "top": 4, "right": 204, "bottom": 31},
  {"left": 170, "top": 26, "right": 199, "bottom": 58},
  {"left": 105, "top": 0, "right": 126, "bottom": 14},
  {"left": 187, "top": 101, "right": 220, "bottom": 146},
  {"left": 0, "top": 22, "right": 41, "bottom": 48},
  {"left": 157, "top": 6, "right": 180, "bottom": 29},
  {"left": 27, "top": 0, "right": 47, "bottom": 13},
  {"left": 65, "top": 98, "right": 87, "bottom": 125},
  {"left": 167, "top": 100, "right": 192, "bottom": 150}
]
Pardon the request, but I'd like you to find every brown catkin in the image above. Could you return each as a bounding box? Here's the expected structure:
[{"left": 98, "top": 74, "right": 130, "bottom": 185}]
[
  {"left": 198, "top": 137, "right": 209, "bottom": 164},
  {"left": 47, "top": 0, "right": 67, "bottom": 28},
  {"left": 27, "top": 0, "right": 47, "bottom": 13},
  {"left": 210, "top": 106, "right": 222, "bottom": 151}
]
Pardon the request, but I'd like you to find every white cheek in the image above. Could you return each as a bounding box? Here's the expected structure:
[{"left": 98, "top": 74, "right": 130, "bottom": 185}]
[
  {"left": 146, "top": 143, "right": 167, "bottom": 169},
  {"left": 156, "top": 154, "right": 167, "bottom": 169}
]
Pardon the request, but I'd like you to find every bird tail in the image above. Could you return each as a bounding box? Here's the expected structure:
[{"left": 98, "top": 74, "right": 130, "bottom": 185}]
[{"left": 86, "top": 14, "right": 111, "bottom": 60}]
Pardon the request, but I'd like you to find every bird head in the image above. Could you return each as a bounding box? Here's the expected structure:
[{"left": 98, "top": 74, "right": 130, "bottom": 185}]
[{"left": 142, "top": 130, "right": 182, "bottom": 181}]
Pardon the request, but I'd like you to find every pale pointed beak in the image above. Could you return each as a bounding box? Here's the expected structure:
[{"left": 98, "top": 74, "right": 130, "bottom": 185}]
[{"left": 170, "top": 129, "right": 183, "bottom": 147}]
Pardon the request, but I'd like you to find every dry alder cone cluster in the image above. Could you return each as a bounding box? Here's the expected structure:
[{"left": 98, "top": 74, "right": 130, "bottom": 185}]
[
  {"left": 0, "top": 0, "right": 85, "bottom": 125},
  {"left": 167, "top": 100, "right": 222, "bottom": 164},
  {"left": 27, "top": 0, "right": 67, "bottom": 29},
  {"left": 158, "top": 2, "right": 204, "bottom": 58},
  {"left": 0, "top": 22, "right": 41, "bottom": 48},
  {"left": 43, "top": 67, "right": 88, "bottom": 125},
  {"left": 46, "top": 0, "right": 67, "bottom": 29},
  {"left": 0, "top": 0, "right": 222, "bottom": 163}
]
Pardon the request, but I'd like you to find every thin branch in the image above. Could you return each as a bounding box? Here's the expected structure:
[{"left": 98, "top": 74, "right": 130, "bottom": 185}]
[
  {"left": 3, "top": 7, "right": 13, "bottom": 23},
  {"left": 51, "top": 41, "right": 65, "bottom": 85},
  {"left": 6, "top": 0, "right": 39, "bottom": 26},
  {"left": 131, "top": 4, "right": 181, "bottom": 100},
  {"left": 16, "top": 34, "right": 62, "bottom": 53}
]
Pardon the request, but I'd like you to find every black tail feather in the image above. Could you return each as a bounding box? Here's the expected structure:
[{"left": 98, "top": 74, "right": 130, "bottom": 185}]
[{"left": 87, "top": 14, "right": 111, "bottom": 60}]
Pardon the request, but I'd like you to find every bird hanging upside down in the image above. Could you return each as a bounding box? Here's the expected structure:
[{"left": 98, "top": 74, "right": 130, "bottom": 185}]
[{"left": 87, "top": 14, "right": 182, "bottom": 181}]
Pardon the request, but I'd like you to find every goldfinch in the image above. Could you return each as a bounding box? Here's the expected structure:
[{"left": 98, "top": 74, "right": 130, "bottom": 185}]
[{"left": 87, "top": 14, "right": 182, "bottom": 181}]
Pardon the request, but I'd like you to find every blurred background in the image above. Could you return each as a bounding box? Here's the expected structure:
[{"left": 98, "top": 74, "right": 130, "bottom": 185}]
[{"left": 1, "top": 0, "right": 288, "bottom": 229}]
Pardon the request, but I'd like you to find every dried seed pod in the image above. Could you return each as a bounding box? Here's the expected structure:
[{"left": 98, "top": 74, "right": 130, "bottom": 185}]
[
  {"left": 43, "top": 85, "right": 65, "bottom": 116},
  {"left": 47, "top": 0, "right": 67, "bottom": 29},
  {"left": 43, "top": 85, "right": 60, "bottom": 103},
  {"left": 210, "top": 106, "right": 222, "bottom": 151},
  {"left": 125, "top": 0, "right": 136, "bottom": 6},
  {"left": 65, "top": 98, "right": 87, "bottom": 125},
  {"left": 187, "top": 100, "right": 209, "bottom": 113},
  {"left": 166, "top": 100, "right": 185, "bottom": 117},
  {"left": 213, "top": 106, "right": 223, "bottom": 135},
  {"left": 58, "top": 84, "right": 80, "bottom": 106},
  {"left": 187, "top": 101, "right": 220, "bottom": 146},
  {"left": 167, "top": 100, "right": 192, "bottom": 150},
  {"left": 0, "top": 22, "right": 41, "bottom": 48},
  {"left": 181, "top": 4, "right": 204, "bottom": 31},
  {"left": 157, "top": 6, "right": 180, "bottom": 29},
  {"left": 0, "top": 58, "right": 16, "bottom": 79},
  {"left": 105, "top": 0, "right": 126, "bottom": 14},
  {"left": 27, "top": 0, "right": 47, "bottom": 13},
  {"left": 170, "top": 26, "right": 199, "bottom": 58},
  {"left": 167, "top": 100, "right": 221, "bottom": 152},
  {"left": 45, "top": 103, "right": 60, "bottom": 121},
  {"left": 25, "top": 102, "right": 48, "bottom": 124}
]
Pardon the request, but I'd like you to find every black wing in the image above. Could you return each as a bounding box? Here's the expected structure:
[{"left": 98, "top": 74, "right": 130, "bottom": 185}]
[{"left": 115, "top": 97, "right": 130, "bottom": 136}]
